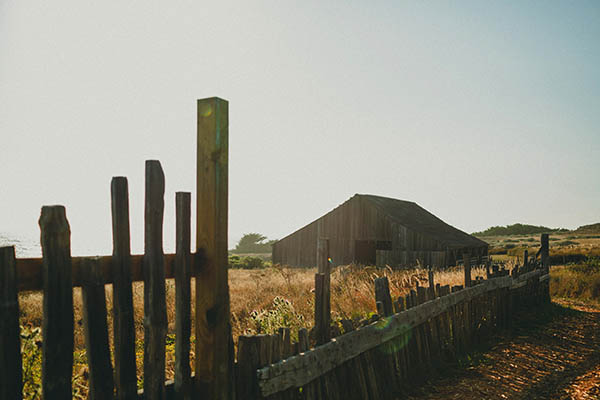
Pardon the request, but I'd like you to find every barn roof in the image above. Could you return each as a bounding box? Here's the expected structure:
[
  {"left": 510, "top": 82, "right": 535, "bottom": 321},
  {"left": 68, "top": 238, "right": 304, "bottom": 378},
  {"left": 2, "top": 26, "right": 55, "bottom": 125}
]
[{"left": 357, "top": 194, "right": 488, "bottom": 249}]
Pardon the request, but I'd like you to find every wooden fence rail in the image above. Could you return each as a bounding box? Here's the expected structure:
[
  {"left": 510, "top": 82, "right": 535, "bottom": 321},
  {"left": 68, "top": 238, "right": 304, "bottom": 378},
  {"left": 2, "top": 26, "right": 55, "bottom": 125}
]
[{"left": 250, "top": 267, "right": 549, "bottom": 399}]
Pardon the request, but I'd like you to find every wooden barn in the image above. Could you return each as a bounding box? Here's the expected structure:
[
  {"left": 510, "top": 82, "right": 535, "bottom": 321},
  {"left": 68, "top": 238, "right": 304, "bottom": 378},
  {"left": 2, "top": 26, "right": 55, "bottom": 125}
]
[{"left": 272, "top": 194, "right": 488, "bottom": 268}]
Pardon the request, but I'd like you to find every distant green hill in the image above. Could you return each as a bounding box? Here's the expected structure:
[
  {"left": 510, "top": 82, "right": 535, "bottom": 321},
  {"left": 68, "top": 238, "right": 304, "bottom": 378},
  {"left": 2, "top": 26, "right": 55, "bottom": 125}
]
[
  {"left": 574, "top": 223, "right": 600, "bottom": 234},
  {"left": 473, "top": 223, "right": 567, "bottom": 237}
]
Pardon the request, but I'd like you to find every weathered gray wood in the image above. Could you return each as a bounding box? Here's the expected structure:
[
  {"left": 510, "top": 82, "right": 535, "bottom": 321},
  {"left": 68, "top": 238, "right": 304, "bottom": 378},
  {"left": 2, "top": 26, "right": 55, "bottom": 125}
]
[
  {"left": 174, "top": 192, "right": 192, "bottom": 400},
  {"left": 110, "top": 176, "right": 138, "bottom": 400},
  {"left": 81, "top": 258, "right": 115, "bottom": 400},
  {"left": 257, "top": 275, "right": 512, "bottom": 396},
  {"left": 236, "top": 336, "right": 262, "bottom": 400},
  {"left": 374, "top": 277, "right": 393, "bottom": 317},
  {"left": 279, "top": 327, "right": 292, "bottom": 359},
  {"left": 540, "top": 233, "right": 549, "bottom": 270},
  {"left": 315, "top": 273, "right": 329, "bottom": 345},
  {"left": 298, "top": 328, "right": 309, "bottom": 352},
  {"left": 428, "top": 268, "right": 435, "bottom": 299},
  {"left": 316, "top": 238, "right": 331, "bottom": 344},
  {"left": 15, "top": 252, "right": 199, "bottom": 292},
  {"left": 39, "top": 205, "right": 73, "bottom": 399},
  {"left": 143, "top": 160, "right": 167, "bottom": 400},
  {"left": 463, "top": 252, "right": 471, "bottom": 287},
  {"left": 195, "top": 97, "right": 230, "bottom": 399},
  {"left": 0, "top": 246, "right": 22, "bottom": 400}
]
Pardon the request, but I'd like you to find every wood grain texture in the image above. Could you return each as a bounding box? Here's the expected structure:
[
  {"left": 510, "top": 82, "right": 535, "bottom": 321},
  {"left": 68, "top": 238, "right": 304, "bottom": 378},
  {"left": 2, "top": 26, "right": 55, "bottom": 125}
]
[
  {"left": 195, "top": 97, "right": 231, "bottom": 399},
  {"left": 174, "top": 192, "right": 192, "bottom": 400},
  {"left": 374, "top": 277, "right": 393, "bottom": 317},
  {"left": 15, "top": 253, "right": 200, "bottom": 292},
  {"left": 143, "top": 160, "right": 167, "bottom": 400},
  {"left": 40, "top": 205, "right": 74, "bottom": 399},
  {"left": 0, "top": 246, "right": 22, "bottom": 400},
  {"left": 81, "top": 258, "right": 115, "bottom": 400},
  {"left": 258, "top": 276, "right": 514, "bottom": 396},
  {"left": 111, "top": 176, "right": 138, "bottom": 400}
]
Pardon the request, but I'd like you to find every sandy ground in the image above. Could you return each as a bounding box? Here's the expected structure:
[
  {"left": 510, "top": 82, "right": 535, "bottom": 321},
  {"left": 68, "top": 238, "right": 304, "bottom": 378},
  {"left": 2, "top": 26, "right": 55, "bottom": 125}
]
[{"left": 405, "top": 299, "right": 600, "bottom": 400}]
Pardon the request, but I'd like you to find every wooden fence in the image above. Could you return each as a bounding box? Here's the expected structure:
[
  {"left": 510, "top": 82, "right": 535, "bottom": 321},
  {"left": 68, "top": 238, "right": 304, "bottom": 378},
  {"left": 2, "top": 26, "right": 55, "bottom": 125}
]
[
  {"left": 247, "top": 267, "right": 550, "bottom": 399},
  {"left": 0, "top": 96, "right": 552, "bottom": 399},
  {"left": 0, "top": 185, "right": 552, "bottom": 400}
]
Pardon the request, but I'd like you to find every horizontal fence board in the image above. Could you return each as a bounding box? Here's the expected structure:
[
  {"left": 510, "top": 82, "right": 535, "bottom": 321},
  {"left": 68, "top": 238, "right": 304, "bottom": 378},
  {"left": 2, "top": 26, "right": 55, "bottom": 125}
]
[
  {"left": 15, "top": 252, "right": 204, "bottom": 292},
  {"left": 258, "top": 271, "right": 546, "bottom": 396},
  {"left": 258, "top": 275, "right": 514, "bottom": 396}
]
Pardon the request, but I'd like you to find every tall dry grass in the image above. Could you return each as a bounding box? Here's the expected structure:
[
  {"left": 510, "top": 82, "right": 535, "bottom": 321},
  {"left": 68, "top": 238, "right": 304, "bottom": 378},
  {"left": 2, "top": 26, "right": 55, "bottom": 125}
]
[{"left": 17, "top": 264, "right": 486, "bottom": 398}]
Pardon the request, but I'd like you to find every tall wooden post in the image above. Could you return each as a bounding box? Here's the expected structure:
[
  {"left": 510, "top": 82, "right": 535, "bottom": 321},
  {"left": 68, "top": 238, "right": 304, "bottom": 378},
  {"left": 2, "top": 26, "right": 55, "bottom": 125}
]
[
  {"left": 195, "top": 97, "right": 230, "bottom": 399},
  {"left": 39, "top": 206, "right": 73, "bottom": 399},
  {"left": 315, "top": 238, "right": 330, "bottom": 345},
  {"left": 463, "top": 252, "right": 471, "bottom": 288},
  {"left": 0, "top": 246, "right": 22, "bottom": 400},
  {"left": 540, "top": 234, "right": 549, "bottom": 271}
]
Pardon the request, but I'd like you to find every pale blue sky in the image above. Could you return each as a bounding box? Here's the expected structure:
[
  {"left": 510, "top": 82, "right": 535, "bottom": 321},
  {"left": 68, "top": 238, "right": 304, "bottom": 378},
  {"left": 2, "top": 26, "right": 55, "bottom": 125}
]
[{"left": 1, "top": 1, "right": 598, "bottom": 256}]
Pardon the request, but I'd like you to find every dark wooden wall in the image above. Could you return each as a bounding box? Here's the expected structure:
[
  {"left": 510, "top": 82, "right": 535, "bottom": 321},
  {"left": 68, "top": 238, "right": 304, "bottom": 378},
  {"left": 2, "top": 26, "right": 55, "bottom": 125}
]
[{"left": 272, "top": 196, "right": 488, "bottom": 268}]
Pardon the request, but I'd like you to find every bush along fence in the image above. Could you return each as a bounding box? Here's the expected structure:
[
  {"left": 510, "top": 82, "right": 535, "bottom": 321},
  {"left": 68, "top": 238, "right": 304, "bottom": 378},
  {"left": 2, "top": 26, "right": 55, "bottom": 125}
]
[{"left": 235, "top": 237, "right": 551, "bottom": 400}]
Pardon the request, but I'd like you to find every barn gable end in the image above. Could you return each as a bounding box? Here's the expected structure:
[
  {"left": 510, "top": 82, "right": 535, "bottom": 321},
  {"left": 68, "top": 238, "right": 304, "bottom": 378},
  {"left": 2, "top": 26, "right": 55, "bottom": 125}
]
[{"left": 272, "top": 194, "right": 488, "bottom": 268}]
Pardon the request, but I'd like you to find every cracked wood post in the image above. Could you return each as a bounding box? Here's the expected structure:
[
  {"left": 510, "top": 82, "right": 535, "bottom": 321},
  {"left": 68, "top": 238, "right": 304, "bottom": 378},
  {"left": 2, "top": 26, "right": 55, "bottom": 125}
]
[
  {"left": 174, "top": 192, "right": 192, "bottom": 400},
  {"left": 39, "top": 205, "right": 73, "bottom": 399},
  {"left": 540, "top": 233, "right": 549, "bottom": 272},
  {"left": 463, "top": 252, "right": 471, "bottom": 288},
  {"left": 0, "top": 246, "right": 22, "bottom": 400},
  {"left": 111, "top": 176, "right": 138, "bottom": 400},
  {"left": 81, "top": 258, "right": 115, "bottom": 400},
  {"left": 195, "top": 97, "right": 230, "bottom": 399},
  {"left": 143, "top": 160, "right": 167, "bottom": 400},
  {"left": 374, "top": 276, "right": 393, "bottom": 317},
  {"left": 315, "top": 238, "right": 331, "bottom": 345}
]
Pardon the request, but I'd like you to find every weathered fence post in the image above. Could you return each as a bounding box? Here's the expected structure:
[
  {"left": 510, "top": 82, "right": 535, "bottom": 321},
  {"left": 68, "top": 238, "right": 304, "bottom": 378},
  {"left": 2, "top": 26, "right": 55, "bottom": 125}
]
[
  {"left": 315, "top": 238, "right": 331, "bottom": 345},
  {"left": 39, "top": 205, "right": 73, "bottom": 399},
  {"left": 540, "top": 233, "right": 549, "bottom": 271},
  {"left": 315, "top": 273, "right": 328, "bottom": 345},
  {"left": 175, "top": 192, "right": 192, "bottom": 400},
  {"left": 81, "top": 258, "right": 115, "bottom": 400},
  {"left": 236, "top": 336, "right": 262, "bottom": 400},
  {"left": 428, "top": 266, "right": 435, "bottom": 298},
  {"left": 374, "top": 276, "right": 393, "bottom": 316},
  {"left": 463, "top": 252, "right": 471, "bottom": 287},
  {"left": 143, "top": 160, "right": 168, "bottom": 400},
  {"left": 110, "top": 176, "right": 138, "bottom": 400},
  {"left": 0, "top": 246, "right": 22, "bottom": 400},
  {"left": 195, "top": 97, "right": 231, "bottom": 399}
]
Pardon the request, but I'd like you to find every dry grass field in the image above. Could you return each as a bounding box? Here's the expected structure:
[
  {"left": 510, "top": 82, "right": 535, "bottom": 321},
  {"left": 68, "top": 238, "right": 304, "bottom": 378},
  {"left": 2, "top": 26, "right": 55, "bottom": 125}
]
[
  {"left": 16, "top": 264, "right": 486, "bottom": 398},
  {"left": 480, "top": 231, "right": 600, "bottom": 260}
]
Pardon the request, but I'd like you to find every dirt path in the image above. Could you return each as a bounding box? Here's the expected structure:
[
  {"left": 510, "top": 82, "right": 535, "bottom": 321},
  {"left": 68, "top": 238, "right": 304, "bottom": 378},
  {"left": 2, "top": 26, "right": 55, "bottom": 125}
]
[{"left": 406, "top": 299, "right": 600, "bottom": 400}]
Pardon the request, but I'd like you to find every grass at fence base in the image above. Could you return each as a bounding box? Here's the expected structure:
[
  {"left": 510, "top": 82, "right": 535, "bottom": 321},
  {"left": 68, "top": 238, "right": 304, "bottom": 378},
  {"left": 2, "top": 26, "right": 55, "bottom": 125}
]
[{"left": 17, "top": 264, "right": 486, "bottom": 399}]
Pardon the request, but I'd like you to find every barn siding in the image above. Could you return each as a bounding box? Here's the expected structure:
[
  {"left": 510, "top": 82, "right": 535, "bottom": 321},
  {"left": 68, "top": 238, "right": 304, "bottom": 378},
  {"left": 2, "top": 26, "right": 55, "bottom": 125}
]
[{"left": 272, "top": 195, "right": 488, "bottom": 268}]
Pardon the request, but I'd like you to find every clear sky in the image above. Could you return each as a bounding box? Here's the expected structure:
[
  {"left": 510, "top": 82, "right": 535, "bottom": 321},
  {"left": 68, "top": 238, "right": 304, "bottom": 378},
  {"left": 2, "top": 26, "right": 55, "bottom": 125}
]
[{"left": 1, "top": 1, "right": 599, "bottom": 256}]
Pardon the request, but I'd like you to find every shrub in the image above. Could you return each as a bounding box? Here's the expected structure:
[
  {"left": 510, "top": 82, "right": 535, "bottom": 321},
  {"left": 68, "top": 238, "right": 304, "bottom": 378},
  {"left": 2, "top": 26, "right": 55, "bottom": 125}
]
[
  {"left": 248, "top": 296, "right": 305, "bottom": 340},
  {"left": 228, "top": 255, "right": 267, "bottom": 269}
]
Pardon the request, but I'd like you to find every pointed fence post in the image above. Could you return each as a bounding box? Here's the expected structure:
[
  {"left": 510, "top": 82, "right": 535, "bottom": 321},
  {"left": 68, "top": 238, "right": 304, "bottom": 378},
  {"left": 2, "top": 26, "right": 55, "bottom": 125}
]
[
  {"left": 0, "top": 246, "right": 22, "bottom": 400},
  {"left": 110, "top": 177, "right": 138, "bottom": 400},
  {"left": 143, "top": 160, "right": 167, "bottom": 400},
  {"left": 195, "top": 97, "right": 231, "bottom": 399},
  {"left": 39, "top": 205, "right": 73, "bottom": 399}
]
